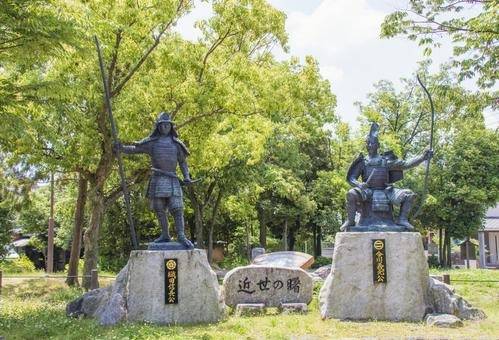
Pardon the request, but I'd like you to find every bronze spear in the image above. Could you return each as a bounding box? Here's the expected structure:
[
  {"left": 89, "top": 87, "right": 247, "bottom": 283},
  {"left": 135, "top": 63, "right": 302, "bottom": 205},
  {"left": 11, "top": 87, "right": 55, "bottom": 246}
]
[{"left": 94, "top": 36, "right": 138, "bottom": 249}]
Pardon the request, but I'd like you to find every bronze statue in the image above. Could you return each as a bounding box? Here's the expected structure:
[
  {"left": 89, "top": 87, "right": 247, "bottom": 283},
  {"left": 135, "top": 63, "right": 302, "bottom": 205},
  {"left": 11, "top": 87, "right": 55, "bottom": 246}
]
[
  {"left": 340, "top": 122, "right": 433, "bottom": 232},
  {"left": 116, "top": 112, "right": 195, "bottom": 249}
]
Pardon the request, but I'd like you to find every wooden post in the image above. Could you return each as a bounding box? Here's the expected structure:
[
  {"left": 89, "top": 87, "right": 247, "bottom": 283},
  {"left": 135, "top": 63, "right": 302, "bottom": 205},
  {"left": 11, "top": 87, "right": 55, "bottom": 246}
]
[
  {"left": 47, "top": 171, "right": 55, "bottom": 273},
  {"left": 443, "top": 273, "right": 450, "bottom": 285},
  {"left": 90, "top": 269, "right": 99, "bottom": 290},
  {"left": 465, "top": 236, "right": 470, "bottom": 269}
]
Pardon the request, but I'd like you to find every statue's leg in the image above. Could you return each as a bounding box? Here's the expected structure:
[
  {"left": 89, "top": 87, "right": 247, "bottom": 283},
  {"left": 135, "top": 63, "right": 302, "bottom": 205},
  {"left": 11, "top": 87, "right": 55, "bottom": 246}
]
[
  {"left": 340, "top": 189, "right": 360, "bottom": 231},
  {"left": 152, "top": 198, "right": 171, "bottom": 243},
  {"left": 169, "top": 196, "right": 194, "bottom": 249},
  {"left": 395, "top": 190, "right": 416, "bottom": 230}
]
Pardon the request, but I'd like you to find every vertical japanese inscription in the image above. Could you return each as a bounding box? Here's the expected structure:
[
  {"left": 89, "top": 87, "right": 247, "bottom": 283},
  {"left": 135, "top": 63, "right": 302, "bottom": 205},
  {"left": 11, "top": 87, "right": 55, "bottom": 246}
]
[
  {"left": 165, "top": 258, "right": 178, "bottom": 304},
  {"left": 372, "top": 239, "right": 387, "bottom": 283}
]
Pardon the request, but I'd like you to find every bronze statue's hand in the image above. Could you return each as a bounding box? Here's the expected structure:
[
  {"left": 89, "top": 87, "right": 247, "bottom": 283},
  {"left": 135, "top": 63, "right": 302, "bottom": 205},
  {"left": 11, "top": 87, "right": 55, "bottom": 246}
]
[
  {"left": 361, "top": 188, "right": 372, "bottom": 201},
  {"left": 113, "top": 141, "right": 122, "bottom": 154}
]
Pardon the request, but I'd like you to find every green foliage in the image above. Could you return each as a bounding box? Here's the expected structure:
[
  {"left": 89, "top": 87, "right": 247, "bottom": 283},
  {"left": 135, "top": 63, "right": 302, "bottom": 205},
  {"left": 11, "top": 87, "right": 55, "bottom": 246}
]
[
  {"left": 218, "top": 253, "right": 249, "bottom": 270},
  {"left": 381, "top": 1, "right": 498, "bottom": 90},
  {"left": 427, "top": 255, "right": 440, "bottom": 269},
  {"left": 0, "top": 255, "right": 36, "bottom": 273},
  {"left": 311, "top": 256, "right": 331, "bottom": 269}
]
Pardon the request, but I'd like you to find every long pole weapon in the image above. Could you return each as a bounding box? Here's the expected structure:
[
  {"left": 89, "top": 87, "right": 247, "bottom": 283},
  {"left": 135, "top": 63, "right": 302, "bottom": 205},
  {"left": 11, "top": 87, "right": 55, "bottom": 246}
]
[
  {"left": 413, "top": 74, "right": 436, "bottom": 218},
  {"left": 94, "top": 36, "right": 139, "bottom": 249}
]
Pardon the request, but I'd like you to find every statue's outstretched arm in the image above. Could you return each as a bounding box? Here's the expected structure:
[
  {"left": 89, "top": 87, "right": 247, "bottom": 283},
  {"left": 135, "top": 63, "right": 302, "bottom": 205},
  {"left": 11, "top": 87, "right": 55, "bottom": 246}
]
[
  {"left": 115, "top": 141, "right": 151, "bottom": 155},
  {"left": 394, "top": 149, "right": 433, "bottom": 169}
]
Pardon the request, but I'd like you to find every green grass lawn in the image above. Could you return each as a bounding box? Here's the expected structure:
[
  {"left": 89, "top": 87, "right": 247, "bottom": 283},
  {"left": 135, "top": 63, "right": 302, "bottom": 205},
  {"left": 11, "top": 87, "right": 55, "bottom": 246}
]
[{"left": 0, "top": 269, "right": 498, "bottom": 339}]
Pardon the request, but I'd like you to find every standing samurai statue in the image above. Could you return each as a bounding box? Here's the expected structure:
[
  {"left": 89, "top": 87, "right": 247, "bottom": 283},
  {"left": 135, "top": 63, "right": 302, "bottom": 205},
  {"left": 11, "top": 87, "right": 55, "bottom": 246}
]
[
  {"left": 116, "top": 112, "right": 195, "bottom": 249},
  {"left": 340, "top": 122, "right": 433, "bottom": 232}
]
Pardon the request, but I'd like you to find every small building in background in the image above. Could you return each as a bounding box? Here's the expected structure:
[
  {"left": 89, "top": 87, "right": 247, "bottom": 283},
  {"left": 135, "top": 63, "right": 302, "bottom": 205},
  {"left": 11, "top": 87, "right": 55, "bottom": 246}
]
[{"left": 478, "top": 204, "right": 499, "bottom": 268}]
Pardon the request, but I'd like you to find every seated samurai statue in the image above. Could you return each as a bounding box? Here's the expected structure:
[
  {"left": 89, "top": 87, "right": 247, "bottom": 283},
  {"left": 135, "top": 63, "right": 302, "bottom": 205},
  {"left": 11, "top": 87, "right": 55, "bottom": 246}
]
[
  {"left": 116, "top": 112, "right": 195, "bottom": 249},
  {"left": 340, "top": 122, "right": 433, "bottom": 232}
]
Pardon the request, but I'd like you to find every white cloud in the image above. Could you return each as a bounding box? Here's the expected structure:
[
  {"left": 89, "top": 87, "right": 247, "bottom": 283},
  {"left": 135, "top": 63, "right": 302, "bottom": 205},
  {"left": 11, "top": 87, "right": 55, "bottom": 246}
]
[{"left": 286, "top": 0, "right": 384, "bottom": 58}]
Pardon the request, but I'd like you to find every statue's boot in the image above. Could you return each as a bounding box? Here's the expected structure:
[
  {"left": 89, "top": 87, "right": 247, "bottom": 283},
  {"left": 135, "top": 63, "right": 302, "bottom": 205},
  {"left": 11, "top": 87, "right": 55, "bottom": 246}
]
[
  {"left": 397, "top": 200, "right": 414, "bottom": 231},
  {"left": 340, "top": 201, "right": 357, "bottom": 231},
  {"left": 154, "top": 209, "right": 172, "bottom": 243},
  {"left": 172, "top": 208, "right": 194, "bottom": 249}
]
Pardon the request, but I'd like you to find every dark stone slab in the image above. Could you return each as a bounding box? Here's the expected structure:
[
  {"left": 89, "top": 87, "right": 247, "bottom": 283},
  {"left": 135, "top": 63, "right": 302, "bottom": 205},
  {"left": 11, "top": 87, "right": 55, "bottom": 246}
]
[{"left": 147, "top": 241, "right": 190, "bottom": 251}]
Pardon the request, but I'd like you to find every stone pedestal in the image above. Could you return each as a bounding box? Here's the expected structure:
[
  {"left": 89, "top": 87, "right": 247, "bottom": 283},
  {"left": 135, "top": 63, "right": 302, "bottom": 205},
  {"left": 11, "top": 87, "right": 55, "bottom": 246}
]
[
  {"left": 127, "top": 250, "right": 225, "bottom": 324},
  {"left": 67, "top": 249, "right": 225, "bottom": 325},
  {"left": 319, "top": 232, "right": 430, "bottom": 321}
]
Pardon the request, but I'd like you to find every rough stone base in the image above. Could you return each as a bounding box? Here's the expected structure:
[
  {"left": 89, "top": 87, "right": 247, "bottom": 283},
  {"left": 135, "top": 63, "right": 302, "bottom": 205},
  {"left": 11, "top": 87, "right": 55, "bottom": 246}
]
[
  {"left": 279, "top": 303, "right": 308, "bottom": 314},
  {"left": 428, "top": 277, "right": 486, "bottom": 320},
  {"left": 319, "top": 232, "right": 430, "bottom": 321},
  {"left": 425, "top": 313, "right": 464, "bottom": 328},
  {"left": 67, "top": 249, "right": 225, "bottom": 325},
  {"left": 235, "top": 303, "right": 265, "bottom": 316}
]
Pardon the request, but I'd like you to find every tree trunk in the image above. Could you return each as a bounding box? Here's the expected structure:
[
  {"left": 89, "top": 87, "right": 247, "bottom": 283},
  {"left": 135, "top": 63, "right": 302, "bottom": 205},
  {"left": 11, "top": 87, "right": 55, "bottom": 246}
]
[
  {"left": 257, "top": 206, "right": 266, "bottom": 248},
  {"left": 207, "top": 191, "right": 223, "bottom": 264},
  {"left": 442, "top": 230, "right": 447, "bottom": 267},
  {"left": 447, "top": 232, "right": 452, "bottom": 267},
  {"left": 316, "top": 225, "right": 322, "bottom": 256},
  {"left": 246, "top": 223, "right": 251, "bottom": 260},
  {"left": 438, "top": 227, "right": 443, "bottom": 267},
  {"left": 313, "top": 224, "right": 318, "bottom": 257},
  {"left": 82, "top": 187, "right": 105, "bottom": 290},
  {"left": 66, "top": 174, "right": 88, "bottom": 287},
  {"left": 194, "top": 203, "right": 204, "bottom": 249},
  {"left": 283, "top": 218, "right": 288, "bottom": 251}
]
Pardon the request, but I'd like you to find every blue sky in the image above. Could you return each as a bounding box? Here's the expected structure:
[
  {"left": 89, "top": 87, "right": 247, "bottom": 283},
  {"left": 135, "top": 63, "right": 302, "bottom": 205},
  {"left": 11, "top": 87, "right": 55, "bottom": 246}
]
[{"left": 176, "top": 0, "right": 497, "bottom": 129}]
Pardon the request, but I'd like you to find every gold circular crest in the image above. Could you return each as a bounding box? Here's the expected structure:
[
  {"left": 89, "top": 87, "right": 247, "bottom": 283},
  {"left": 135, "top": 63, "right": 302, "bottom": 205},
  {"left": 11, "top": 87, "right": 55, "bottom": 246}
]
[
  {"left": 166, "top": 260, "right": 176, "bottom": 270},
  {"left": 373, "top": 240, "right": 384, "bottom": 250}
]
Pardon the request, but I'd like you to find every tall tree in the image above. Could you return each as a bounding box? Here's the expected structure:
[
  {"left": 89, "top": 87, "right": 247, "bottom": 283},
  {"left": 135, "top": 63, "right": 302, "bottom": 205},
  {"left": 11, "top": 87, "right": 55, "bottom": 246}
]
[{"left": 381, "top": 0, "right": 499, "bottom": 90}]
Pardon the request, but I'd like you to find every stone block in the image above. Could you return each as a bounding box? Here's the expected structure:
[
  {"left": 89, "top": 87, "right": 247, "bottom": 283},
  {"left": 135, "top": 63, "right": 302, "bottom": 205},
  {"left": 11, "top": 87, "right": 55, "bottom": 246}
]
[
  {"left": 126, "top": 250, "right": 225, "bottom": 324},
  {"left": 234, "top": 303, "right": 265, "bottom": 317},
  {"left": 279, "top": 302, "right": 308, "bottom": 314},
  {"left": 319, "top": 232, "right": 430, "bottom": 321},
  {"left": 425, "top": 313, "right": 464, "bottom": 328},
  {"left": 223, "top": 265, "right": 313, "bottom": 307}
]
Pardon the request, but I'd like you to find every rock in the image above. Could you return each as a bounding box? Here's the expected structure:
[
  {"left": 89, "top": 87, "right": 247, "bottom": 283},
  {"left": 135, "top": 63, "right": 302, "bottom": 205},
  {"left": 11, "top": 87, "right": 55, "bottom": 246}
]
[
  {"left": 251, "top": 247, "right": 265, "bottom": 260},
  {"left": 67, "top": 249, "right": 225, "bottom": 325},
  {"left": 99, "top": 293, "right": 126, "bottom": 326},
  {"left": 312, "top": 265, "right": 331, "bottom": 279},
  {"left": 279, "top": 302, "right": 308, "bottom": 314},
  {"left": 428, "top": 277, "right": 486, "bottom": 320},
  {"left": 319, "top": 232, "right": 430, "bottom": 321},
  {"left": 425, "top": 313, "right": 464, "bottom": 328},
  {"left": 252, "top": 251, "right": 314, "bottom": 269},
  {"left": 223, "top": 265, "right": 313, "bottom": 307},
  {"left": 66, "top": 263, "right": 129, "bottom": 325},
  {"left": 234, "top": 303, "right": 265, "bottom": 316},
  {"left": 126, "top": 249, "right": 225, "bottom": 324}
]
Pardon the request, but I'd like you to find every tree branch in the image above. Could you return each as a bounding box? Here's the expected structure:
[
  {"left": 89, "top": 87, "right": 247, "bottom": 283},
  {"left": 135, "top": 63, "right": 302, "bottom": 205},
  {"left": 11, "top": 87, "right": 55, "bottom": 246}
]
[{"left": 111, "top": 0, "right": 188, "bottom": 97}]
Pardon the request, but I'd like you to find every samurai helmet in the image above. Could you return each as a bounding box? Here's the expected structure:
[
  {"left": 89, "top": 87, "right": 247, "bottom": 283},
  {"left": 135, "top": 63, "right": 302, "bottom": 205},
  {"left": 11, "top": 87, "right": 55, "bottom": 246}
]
[
  {"left": 155, "top": 112, "right": 174, "bottom": 125},
  {"left": 366, "top": 122, "right": 380, "bottom": 144},
  {"left": 147, "top": 111, "right": 178, "bottom": 139}
]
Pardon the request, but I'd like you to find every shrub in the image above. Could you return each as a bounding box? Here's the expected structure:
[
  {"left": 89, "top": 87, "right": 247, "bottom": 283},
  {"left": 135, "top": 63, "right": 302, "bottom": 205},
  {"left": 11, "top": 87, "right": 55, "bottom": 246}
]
[
  {"left": 312, "top": 256, "right": 332, "bottom": 269},
  {"left": 427, "top": 255, "right": 440, "bottom": 268},
  {"left": 0, "top": 255, "right": 36, "bottom": 273}
]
